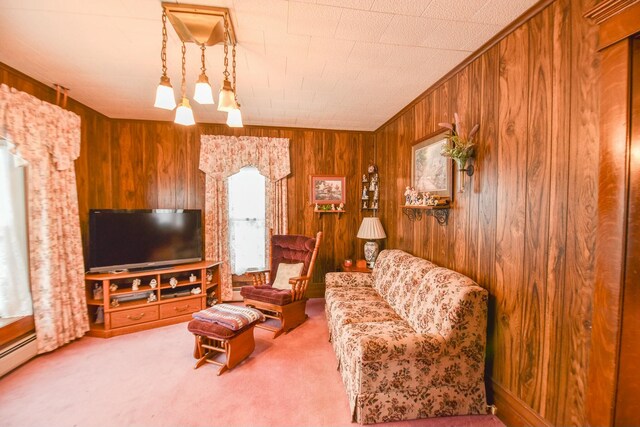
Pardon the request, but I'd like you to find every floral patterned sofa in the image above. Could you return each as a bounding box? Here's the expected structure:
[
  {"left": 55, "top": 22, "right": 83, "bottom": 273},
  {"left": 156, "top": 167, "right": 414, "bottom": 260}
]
[{"left": 325, "top": 249, "right": 488, "bottom": 424}]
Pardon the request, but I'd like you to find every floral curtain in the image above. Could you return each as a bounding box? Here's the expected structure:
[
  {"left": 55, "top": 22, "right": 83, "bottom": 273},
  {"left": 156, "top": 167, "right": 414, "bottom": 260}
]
[
  {"left": 199, "top": 135, "right": 290, "bottom": 300},
  {"left": 0, "top": 84, "right": 88, "bottom": 353}
]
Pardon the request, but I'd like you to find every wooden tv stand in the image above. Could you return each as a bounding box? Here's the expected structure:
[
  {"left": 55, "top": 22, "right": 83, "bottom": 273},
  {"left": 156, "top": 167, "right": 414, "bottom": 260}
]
[{"left": 85, "top": 261, "right": 220, "bottom": 338}]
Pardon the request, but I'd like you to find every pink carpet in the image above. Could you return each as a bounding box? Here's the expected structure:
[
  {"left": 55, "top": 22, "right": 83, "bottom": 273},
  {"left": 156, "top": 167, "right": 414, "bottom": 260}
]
[{"left": 0, "top": 299, "right": 504, "bottom": 427}]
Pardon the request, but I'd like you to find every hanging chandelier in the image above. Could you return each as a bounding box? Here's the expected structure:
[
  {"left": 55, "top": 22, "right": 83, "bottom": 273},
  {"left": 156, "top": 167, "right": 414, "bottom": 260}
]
[{"left": 154, "top": 3, "right": 243, "bottom": 127}]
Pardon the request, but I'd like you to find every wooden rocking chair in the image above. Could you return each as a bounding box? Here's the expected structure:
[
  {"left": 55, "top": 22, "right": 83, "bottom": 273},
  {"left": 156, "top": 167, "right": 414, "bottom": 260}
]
[{"left": 240, "top": 232, "right": 322, "bottom": 338}]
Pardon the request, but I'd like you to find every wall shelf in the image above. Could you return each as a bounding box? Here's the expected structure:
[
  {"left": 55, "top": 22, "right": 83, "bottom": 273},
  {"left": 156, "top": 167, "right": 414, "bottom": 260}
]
[
  {"left": 400, "top": 205, "right": 450, "bottom": 225},
  {"left": 314, "top": 209, "right": 344, "bottom": 218}
]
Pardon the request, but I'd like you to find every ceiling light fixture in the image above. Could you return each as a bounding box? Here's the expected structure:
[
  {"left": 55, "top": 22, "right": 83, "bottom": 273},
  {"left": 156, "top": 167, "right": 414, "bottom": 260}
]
[
  {"left": 155, "top": 3, "right": 240, "bottom": 126},
  {"left": 154, "top": 9, "right": 176, "bottom": 110},
  {"left": 174, "top": 42, "right": 196, "bottom": 126},
  {"left": 226, "top": 43, "right": 243, "bottom": 128},
  {"left": 217, "top": 17, "right": 236, "bottom": 112},
  {"left": 193, "top": 44, "right": 214, "bottom": 104}
]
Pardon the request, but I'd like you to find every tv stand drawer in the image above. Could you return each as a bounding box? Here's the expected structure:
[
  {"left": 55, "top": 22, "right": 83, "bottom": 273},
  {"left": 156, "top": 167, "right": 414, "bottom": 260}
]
[
  {"left": 111, "top": 306, "right": 159, "bottom": 328},
  {"left": 160, "top": 299, "right": 202, "bottom": 319}
]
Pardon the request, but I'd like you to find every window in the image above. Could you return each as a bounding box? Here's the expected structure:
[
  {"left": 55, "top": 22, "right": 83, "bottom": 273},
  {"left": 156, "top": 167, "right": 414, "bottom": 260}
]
[
  {"left": 228, "top": 166, "right": 266, "bottom": 275},
  {"left": 0, "top": 139, "right": 33, "bottom": 320}
]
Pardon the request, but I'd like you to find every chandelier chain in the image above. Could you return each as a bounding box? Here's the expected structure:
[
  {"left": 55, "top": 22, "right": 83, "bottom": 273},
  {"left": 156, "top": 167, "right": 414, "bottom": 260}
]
[
  {"left": 223, "top": 16, "right": 230, "bottom": 80},
  {"left": 200, "top": 44, "right": 206, "bottom": 74},
  {"left": 161, "top": 10, "right": 168, "bottom": 77},
  {"left": 232, "top": 43, "right": 237, "bottom": 95},
  {"left": 180, "top": 42, "right": 187, "bottom": 97}
]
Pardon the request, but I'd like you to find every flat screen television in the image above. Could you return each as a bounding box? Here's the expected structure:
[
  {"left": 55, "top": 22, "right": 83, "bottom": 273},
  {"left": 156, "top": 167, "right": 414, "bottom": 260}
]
[{"left": 88, "top": 209, "right": 202, "bottom": 273}]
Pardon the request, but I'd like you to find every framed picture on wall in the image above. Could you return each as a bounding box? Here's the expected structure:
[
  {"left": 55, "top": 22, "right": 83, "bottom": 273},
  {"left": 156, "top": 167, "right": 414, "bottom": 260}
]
[
  {"left": 412, "top": 131, "right": 453, "bottom": 199},
  {"left": 310, "top": 175, "right": 346, "bottom": 204}
]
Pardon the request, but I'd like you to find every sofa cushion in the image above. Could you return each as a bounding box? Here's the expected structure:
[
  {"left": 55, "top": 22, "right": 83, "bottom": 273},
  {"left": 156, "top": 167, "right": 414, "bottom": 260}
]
[
  {"left": 337, "top": 320, "right": 444, "bottom": 364},
  {"left": 325, "top": 271, "right": 374, "bottom": 289},
  {"left": 240, "top": 285, "right": 292, "bottom": 305},
  {"left": 325, "top": 286, "right": 380, "bottom": 312},
  {"left": 371, "top": 250, "right": 438, "bottom": 319},
  {"left": 408, "top": 268, "right": 487, "bottom": 360},
  {"left": 328, "top": 299, "right": 402, "bottom": 335}
]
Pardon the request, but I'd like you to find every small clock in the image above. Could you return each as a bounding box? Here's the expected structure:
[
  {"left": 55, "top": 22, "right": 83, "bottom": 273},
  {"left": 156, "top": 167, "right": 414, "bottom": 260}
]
[{"left": 367, "top": 164, "right": 377, "bottom": 174}]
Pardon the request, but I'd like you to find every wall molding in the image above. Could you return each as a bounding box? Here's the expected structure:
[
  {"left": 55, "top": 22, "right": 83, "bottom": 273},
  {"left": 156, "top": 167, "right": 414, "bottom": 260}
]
[
  {"left": 492, "top": 380, "right": 552, "bottom": 427},
  {"left": 583, "top": 0, "right": 638, "bottom": 23}
]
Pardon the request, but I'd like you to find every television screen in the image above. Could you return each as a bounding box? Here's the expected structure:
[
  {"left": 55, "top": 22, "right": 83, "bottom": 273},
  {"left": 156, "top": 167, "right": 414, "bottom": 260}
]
[{"left": 88, "top": 209, "right": 202, "bottom": 272}]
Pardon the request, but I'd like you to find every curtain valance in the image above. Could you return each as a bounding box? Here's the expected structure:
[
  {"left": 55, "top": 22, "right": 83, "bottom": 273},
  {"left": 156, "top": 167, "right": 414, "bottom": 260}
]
[
  {"left": 0, "top": 84, "right": 81, "bottom": 170},
  {"left": 199, "top": 135, "right": 290, "bottom": 181}
]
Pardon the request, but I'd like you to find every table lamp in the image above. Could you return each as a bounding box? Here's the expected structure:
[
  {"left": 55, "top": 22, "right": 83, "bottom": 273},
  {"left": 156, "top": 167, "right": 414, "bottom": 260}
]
[{"left": 357, "top": 217, "right": 387, "bottom": 269}]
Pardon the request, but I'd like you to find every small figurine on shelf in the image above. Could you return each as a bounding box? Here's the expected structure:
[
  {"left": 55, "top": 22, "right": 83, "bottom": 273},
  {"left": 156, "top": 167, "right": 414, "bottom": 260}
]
[
  {"left": 189, "top": 274, "right": 197, "bottom": 283},
  {"left": 95, "top": 307, "right": 104, "bottom": 324},
  {"left": 169, "top": 277, "right": 178, "bottom": 289},
  {"left": 93, "top": 283, "right": 103, "bottom": 300},
  {"left": 373, "top": 187, "right": 379, "bottom": 200},
  {"left": 206, "top": 270, "right": 213, "bottom": 283},
  {"left": 331, "top": 203, "right": 336, "bottom": 211},
  {"left": 362, "top": 174, "right": 368, "bottom": 183},
  {"left": 338, "top": 202, "right": 345, "bottom": 211},
  {"left": 110, "top": 298, "right": 119, "bottom": 308},
  {"left": 149, "top": 278, "right": 157, "bottom": 289},
  {"left": 362, "top": 200, "right": 368, "bottom": 209},
  {"left": 132, "top": 278, "right": 141, "bottom": 291},
  {"left": 315, "top": 203, "right": 320, "bottom": 210},
  {"left": 373, "top": 200, "right": 379, "bottom": 209},
  {"left": 362, "top": 186, "right": 368, "bottom": 199},
  {"left": 369, "top": 180, "right": 376, "bottom": 192},
  {"left": 109, "top": 283, "right": 118, "bottom": 292},
  {"left": 147, "top": 292, "right": 157, "bottom": 303},
  {"left": 404, "top": 186, "right": 412, "bottom": 205},
  {"left": 191, "top": 287, "right": 202, "bottom": 295},
  {"left": 410, "top": 188, "right": 420, "bottom": 205}
]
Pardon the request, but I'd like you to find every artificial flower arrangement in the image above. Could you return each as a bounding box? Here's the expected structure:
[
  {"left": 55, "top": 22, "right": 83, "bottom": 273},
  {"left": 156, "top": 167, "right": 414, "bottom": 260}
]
[{"left": 438, "top": 112, "right": 479, "bottom": 171}]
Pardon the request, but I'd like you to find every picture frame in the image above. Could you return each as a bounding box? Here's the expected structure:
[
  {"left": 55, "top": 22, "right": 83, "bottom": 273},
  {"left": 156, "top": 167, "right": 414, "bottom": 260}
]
[
  {"left": 411, "top": 131, "right": 453, "bottom": 198},
  {"left": 310, "top": 175, "right": 346, "bottom": 204}
]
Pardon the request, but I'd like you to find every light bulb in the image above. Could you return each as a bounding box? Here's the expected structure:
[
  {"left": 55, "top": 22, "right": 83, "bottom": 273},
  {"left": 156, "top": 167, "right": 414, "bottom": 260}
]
[
  {"left": 193, "top": 73, "right": 214, "bottom": 105},
  {"left": 217, "top": 78, "right": 236, "bottom": 112},
  {"left": 154, "top": 75, "right": 176, "bottom": 110},
  {"left": 174, "top": 98, "right": 195, "bottom": 126}
]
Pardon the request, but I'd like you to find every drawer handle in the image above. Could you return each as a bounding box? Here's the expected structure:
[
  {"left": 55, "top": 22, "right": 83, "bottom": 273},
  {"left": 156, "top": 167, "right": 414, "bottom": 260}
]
[
  {"left": 174, "top": 305, "right": 191, "bottom": 313},
  {"left": 127, "top": 313, "right": 145, "bottom": 321}
]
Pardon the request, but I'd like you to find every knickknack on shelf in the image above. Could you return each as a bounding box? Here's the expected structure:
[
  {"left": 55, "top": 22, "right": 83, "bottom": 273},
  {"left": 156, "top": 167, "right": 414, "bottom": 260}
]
[
  {"left": 401, "top": 187, "right": 450, "bottom": 225},
  {"left": 361, "top": 163, "right": 379, "bottom": 211}
]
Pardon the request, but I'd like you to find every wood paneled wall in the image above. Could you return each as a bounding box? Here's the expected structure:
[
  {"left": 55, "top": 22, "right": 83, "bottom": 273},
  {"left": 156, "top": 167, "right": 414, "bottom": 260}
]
[
  {"left": 373, "top": 0, "right": 599, "bottom": 425},
  {"left": 0, "top": 62, "right": 373, "bottom": 298},
  {"left": 89, "top": 121, "right": 373, "bottom": 296}
]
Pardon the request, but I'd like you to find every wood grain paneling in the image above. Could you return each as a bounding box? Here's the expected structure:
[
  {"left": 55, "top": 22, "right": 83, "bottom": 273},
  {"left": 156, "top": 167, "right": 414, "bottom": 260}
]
[{"left": 373, "top": 1, "right": 599, "bottom": 425}]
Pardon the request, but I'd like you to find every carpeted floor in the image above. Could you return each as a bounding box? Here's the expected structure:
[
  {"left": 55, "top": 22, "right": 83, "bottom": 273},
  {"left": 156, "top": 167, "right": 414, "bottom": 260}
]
[{"left": 0, "top": 298, "right": 504, "bottom": 427}]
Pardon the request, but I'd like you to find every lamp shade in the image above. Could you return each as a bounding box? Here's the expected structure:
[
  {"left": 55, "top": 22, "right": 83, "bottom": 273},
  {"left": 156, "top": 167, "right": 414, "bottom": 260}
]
[
  {"left": 154, "top": 76, "right": 176, "bottom": 110},
  {"left": 357, "top": 217, "right": 386, "bottom": 240},
  {"left": 226, "top": 103, "right": 243, "bottom": 128},
  {"left": 193, "top": 74, "right": 214, "bottom": 105},
  {"left": 217, "top": 78, "right": 236, "bottom": 112},
  {"left": 174, "top": 98, "right": 195, "bottom": 126}
]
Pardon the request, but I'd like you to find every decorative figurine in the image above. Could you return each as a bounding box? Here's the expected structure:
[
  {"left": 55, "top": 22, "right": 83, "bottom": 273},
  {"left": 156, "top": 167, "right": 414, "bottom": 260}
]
[
  {"left": 338, "top": 202, "right": 345, "bottom": 211},
  {"left": 109, "top": 283, "right": 118, "bottom": 292},
  {"left": 132, "top": 278, "right": 141, "bottom": 291},
  {"left": 315, "top": 203, "right": 320, "bottom": 210},
  {"left": 93, "top": 283, "right": 103, "bottom": 300},
  {"left": 206, "top": 271, "right": 213, "bottom": 283},
  {"left": 189, "top": 274, "right": 197, "bottom": 283},
  {"left": 95, "top": 307, "right": 104, "bottom": 324},
  {"left": 149, "top": 279, "right": 157, "bottom": 289},
  {"left": 362, "top": 174, "right": 368, "bottom": 183},
  {"left": 169, "top": 277, "right": 178, "bottom": 288},
  {"left": 372, "top": 173, "right": 378, "bottom": 182},
  {"left": 373, "top": 188, "right": 379, "bottom": 200},
  {"left": 191, "top": 287, "right": 202, "bottom": 295},
  {"left": 110, "top": 298, "right": 119, "bottom": 308},
  {"left": 331, "top": 203, "right": 336, "bottom": 210},
  {"left": 373, "top": 200, "right": 379, "bottom": 209},
  {"left": 362, "top": 186, "right": 368, "bottom": 199},
  {"left": 369, "top": 180, "right": 376, "bottom": 191},
  {"left": 404, "top": 186, "right": 412, "bottom": 205},
  {"left": 363, "top": 200, "right": 368, "bottom": 209},
  {"left": 147, "top": 292, "right": 157, "bottom": 303}
]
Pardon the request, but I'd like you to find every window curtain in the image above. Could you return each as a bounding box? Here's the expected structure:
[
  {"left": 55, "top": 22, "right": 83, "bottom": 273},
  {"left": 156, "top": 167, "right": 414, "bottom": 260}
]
[
  {"left": 0, "top": 84, "right": 88, "bottom": 353},
  {"left": 199, "top": 136, "right": 290, "bottom": 301}
]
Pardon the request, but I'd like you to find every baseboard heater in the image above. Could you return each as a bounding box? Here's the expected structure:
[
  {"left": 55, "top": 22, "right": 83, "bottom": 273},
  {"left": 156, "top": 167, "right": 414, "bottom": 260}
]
[{"left": 0, "top": 333, "right": 37, "bottom": 378}]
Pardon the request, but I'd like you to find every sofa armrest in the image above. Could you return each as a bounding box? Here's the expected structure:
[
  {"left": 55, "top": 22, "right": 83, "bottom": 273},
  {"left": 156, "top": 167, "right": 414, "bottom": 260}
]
[{"left": 325, "top": 272, "right": 373, "bottom": 289}]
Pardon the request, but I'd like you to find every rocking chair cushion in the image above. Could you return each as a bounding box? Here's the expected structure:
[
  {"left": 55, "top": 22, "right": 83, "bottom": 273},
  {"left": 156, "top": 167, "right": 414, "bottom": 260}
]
[{"left": 240, "top": 285, "right": 293, "bottom": 306}]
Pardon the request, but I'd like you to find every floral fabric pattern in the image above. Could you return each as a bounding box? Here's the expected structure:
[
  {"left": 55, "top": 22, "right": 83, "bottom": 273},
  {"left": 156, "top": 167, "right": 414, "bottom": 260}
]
[
  {"left": 0, "top": 84, "right": 88, "bottom": 354},
  {"left": 325, "top": 272, "right": 374, "bottom": 289},
  {"left": 324, "top": 249, "right": 488, "bottom": 424},
  {"left": 199, "top": 136, "right": 290, "bottom": 300}
]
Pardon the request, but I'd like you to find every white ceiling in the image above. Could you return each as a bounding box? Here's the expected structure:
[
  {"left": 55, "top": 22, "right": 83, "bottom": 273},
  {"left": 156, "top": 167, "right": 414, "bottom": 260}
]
[{"left": 0, "top": 0, "right": 536, "bottom": 131}]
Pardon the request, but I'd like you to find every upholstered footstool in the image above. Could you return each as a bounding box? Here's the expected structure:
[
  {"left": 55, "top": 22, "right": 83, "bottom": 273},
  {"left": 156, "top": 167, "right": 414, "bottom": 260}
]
[{"left": 187, "top": 304, "right": 264, "bottom": 375}]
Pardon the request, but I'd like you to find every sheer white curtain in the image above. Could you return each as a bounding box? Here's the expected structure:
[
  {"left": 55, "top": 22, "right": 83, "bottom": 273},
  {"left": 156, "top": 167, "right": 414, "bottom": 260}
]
[
  {"left": 228, "top": 166, "right": 266, "bottom": 275},
  {"left": 0, "top": 139, "right": 33, "bottom": 318}
]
